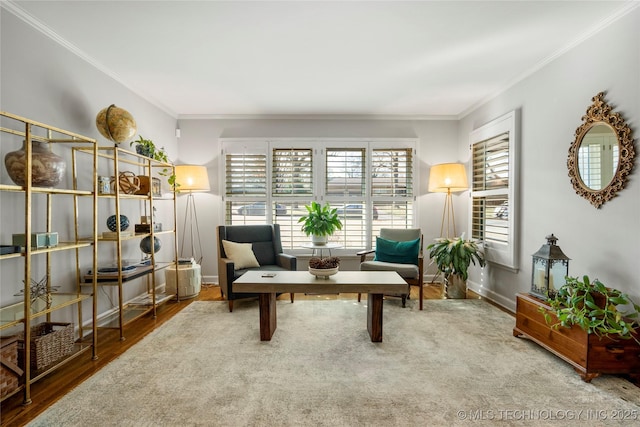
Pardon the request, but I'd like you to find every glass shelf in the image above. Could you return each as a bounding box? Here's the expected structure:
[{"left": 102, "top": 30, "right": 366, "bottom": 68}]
[{"left": 0, "top": 293, "right": 91, "bottom": 330}]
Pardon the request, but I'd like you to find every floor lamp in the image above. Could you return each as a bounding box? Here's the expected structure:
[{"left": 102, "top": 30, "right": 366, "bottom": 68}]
[
  {"left": 428, "top": 163, "right": 468, "bottom": 238},
  {"left": 175, "top": 165, "right": 210, "bottom": 264}
]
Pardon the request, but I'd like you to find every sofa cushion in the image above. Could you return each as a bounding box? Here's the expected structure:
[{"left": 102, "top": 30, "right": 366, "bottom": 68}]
[
  {"left": 222, "top": 240, "right": 260, "bottom": 270},
  {"left": 373, "top": 237, "right": 420, "bottom": 265},
  {"left": 360, "top": 260, "right": 419, "bottom": 280}
]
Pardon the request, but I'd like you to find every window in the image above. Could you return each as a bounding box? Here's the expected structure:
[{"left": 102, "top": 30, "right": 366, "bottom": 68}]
[
  {"left": 223, "top": 143, "right": 270, "bottom": 226},
  {"left": 222, "top": 139, "right": 416, "bottom": 252},
  {"left": 469, "top": 111, "right": 518, "bottom": 270},
  {"left": 369, "top": 147, "right": 414, "bottom": 246},
  {"left": 272, "top": 148, "right": 313, "bottom": 196}
]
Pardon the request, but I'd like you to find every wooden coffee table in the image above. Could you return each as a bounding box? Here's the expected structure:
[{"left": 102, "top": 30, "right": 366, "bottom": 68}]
[{"left": 233, "top": 270, "right": 407, "bottom": 342}]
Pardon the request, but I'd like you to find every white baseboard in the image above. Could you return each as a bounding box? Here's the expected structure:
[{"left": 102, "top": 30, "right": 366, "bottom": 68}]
[
  {"left": 466, "top": 280, "right": 515, "bottom": 313},
  {"left": 203, "top": 275, "right": 218, "bottom": 285}
]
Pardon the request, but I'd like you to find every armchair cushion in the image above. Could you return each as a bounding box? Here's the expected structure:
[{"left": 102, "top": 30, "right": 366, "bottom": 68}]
[
  {"left": 360, "top": 260, "right": 420, "bottom": 280},
  {"left": 221, "top": 240, "right": 260, "bottom": 270},
  {"left": 373, "top": 236, "right": 420, "bottom": 265}
]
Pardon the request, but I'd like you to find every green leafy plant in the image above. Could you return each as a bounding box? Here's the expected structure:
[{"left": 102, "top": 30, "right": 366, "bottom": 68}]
[
  {"left": 130, "top": 135, "right": 178, "bottom": 188},
  {"left": 426, "top": 234, "right": 485, "bottom": 281},
  {"left": 298, "top": 201, "right": 343, "bottom": 237},
  {"left": 543, "top": 275, "right": 640, "bottom": 343}
]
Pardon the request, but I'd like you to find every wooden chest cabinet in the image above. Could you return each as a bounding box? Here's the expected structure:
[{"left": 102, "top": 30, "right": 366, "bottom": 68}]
[{"left": 513, "top": 293, "right": 640, "bottom": 383}]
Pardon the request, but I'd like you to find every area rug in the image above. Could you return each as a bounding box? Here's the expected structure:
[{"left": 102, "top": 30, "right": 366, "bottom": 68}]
[{"left": 29, "top": 299, "right": 640, "bottom": 426}]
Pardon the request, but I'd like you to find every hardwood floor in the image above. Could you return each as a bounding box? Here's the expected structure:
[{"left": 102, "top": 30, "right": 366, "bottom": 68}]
[{"left": 1, "top": 283, "right": 447, "bottom": 426}]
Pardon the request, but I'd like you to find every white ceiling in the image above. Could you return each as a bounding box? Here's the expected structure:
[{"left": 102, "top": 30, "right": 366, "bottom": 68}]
[{"left": 7, "top": 1, "right": 638, "bottom": 118}]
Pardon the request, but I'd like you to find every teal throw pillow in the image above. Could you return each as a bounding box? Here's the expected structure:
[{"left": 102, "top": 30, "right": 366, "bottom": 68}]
[{"left": 373, "top": 237, "right": 420, "bottom": 265}]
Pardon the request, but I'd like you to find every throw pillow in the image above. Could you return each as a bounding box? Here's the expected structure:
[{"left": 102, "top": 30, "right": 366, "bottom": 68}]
[
  {"left": 373, "top": 237, "right": 420, "bottom": 265},
  {"left": 222, "top": 240, "right": 260, "bottom": 270}
]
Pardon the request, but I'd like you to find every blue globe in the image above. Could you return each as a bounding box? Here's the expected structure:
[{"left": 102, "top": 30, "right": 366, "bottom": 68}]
[
  {"left": 106, "top": 214, "right": 129, "bottom": 232},
  {"left": 140, "top": 236, "right": 161, "bottom": 254}
]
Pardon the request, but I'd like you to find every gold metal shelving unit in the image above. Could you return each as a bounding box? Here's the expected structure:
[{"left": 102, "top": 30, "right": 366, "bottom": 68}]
[
  {"left": 0, "top": 111, "right": 98, "bottom": 405},
  {"left": 77, "top": 146, "right": 180, "bottom": 341}
]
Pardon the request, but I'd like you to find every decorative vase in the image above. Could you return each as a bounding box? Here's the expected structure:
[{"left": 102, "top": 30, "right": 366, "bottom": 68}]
[
  {"left": 445, "top": 274, "right": 467, "bottom": 299},
  {"left": 4, "top": 140, "right": 66, "bottom": 187},
  {"left": 106, "top": 214, "right": 130, "bottom": 232},
  {"left": 140, "top": 236, "right": 161, "bottom": 254}
]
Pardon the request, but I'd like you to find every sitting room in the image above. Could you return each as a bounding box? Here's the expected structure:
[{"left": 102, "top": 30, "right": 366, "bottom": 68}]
[{"left": 1, "top": 1, "right": 639, "bottom": 425}]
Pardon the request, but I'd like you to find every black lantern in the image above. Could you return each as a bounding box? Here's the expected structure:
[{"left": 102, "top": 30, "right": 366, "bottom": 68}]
[{"left": 530, "top": 234, "right": 570, "bottom": 299}]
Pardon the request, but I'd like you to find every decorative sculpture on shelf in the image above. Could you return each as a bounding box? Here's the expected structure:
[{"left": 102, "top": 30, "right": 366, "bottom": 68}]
[{"left": 95, "top": 104, "right": 137, "bottom": 144}]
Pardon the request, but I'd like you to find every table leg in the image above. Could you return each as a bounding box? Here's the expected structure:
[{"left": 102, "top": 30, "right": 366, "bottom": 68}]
[
  {"left": 367, "top": 293, "right": 384, "bottom": 342},
  {"left": 259, "top": 293, "right": 277, "bottom": 341}
]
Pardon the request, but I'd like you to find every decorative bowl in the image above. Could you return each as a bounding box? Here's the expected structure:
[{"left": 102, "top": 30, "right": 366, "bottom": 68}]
[{"left": 308, "top": 267, "right": 339, "bottom": 279}]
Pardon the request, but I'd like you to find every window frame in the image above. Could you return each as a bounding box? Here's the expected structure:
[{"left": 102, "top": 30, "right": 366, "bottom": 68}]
[
  {"left": 468, "top": 110, "right": 519, "bottom": 271},
  {"left": 221, "top": 138, "right": 417, "bottom": 254}
]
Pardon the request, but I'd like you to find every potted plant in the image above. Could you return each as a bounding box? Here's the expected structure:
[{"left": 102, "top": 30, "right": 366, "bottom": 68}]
[
  {"left": 298, "top": 201, "right": 343, "bottom": 245},
  {"left": 130, "top": 135, "right": 177, "bottom": 188},
  {"left": 427, "top": 234, "right": 485, "bottom": 299},
  {"left": 542, "top": 275, "right": 640, "bottom": 344}
]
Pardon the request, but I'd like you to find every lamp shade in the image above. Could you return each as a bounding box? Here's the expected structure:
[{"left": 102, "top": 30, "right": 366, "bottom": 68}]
[
  {"left": 428, "top": 163, "right": 468, "bottom": 193},
  {"left": 175, "top": 165, "right": 210, "bottom": 192}
]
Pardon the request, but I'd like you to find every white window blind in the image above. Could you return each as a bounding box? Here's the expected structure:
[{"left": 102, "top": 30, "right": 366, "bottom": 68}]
[
  {"left": 471, "top": 132, "right": 509, "bottom": 245},
  {"left": 469, "top": 111, "right": 518, "bottom": 270},
  {"left": 223, "top": 146, "right": 270, "bottom": 224},
  {"left": 225, "top": 153, "right": 267, "bottom": 196},
  {"left": 371, "top": 149, "right": 413, "bottom": 197},
  {"left": 325, "top": 149, "right": 365, "bottom": 196},
  {"left": 223, "top": 139, "right": 417, "bottom": 251},
  {"left": 272, "top": 148, "right": 313, "bottom": 196}
]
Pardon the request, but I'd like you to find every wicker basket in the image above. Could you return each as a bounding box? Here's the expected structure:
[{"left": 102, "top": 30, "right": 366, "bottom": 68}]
[
  {"left": 1, "top": 336, "right": 22, "bottom": 399},
  {"left": 17, "top": 322, "right": 74, "bottom": 371}
]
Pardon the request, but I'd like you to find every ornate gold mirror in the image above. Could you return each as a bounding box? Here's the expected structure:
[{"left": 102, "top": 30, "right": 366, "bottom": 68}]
[{"left": 567, "top": 92, "right": 635, "bottom": 208}]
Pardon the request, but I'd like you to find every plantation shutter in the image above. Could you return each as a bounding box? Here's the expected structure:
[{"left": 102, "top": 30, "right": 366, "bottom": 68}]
[
  {"left": 371, "top": 149, "right": 413, "bottom": 197},
  {"left": 471, "top": 132, "right": 509, "bottom": 245},
  {"left": 225, "top": 153, "right": 267, "bottom": 196},
  {"left": 325, "top": 148, "right": 365, "bottom": 196},
  {"left": 272, "top": 148, "right": 313, "bottom": 196}
]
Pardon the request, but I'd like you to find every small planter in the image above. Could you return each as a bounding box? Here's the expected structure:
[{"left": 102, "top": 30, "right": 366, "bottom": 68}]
[
  {"left": 311, "top": 234, "right": 328, "bottom": 246},
  {"left": 445, "top": 274, "right": 466, "bottom": 299},
  {"left": 135, "top": 144, "right": 153, "bottom": 157}
]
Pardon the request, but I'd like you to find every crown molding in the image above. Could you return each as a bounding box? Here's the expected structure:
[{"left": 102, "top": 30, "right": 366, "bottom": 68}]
[
  {"left": 177, "top": 113, "right": 458, "bottom": 121},
  {"left": 457, "top": 1, "right": 640, "bottom": 119},
  {"left": 5, "top": 0, "right": 637, "bottom": 122},
  {"left": 2, "top": 1, "right": 178, "bottom": 119}
]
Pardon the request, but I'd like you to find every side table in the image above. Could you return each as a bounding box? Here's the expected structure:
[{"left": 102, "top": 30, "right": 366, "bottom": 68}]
[
  {"left": 165, "top": 263, "right": 202, "bottom": 300},
  {"left": 300, "top": 242, "right": 343, "bottom": 258}
]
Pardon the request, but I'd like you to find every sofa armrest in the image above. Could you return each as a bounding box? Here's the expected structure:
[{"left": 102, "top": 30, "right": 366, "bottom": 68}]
[
  {"left": 218, "top": 257, "right": 235, "bottom": 296},
  {"left": 276, "top": 253, "right": 297, "bottom": 271},
  {"left": 356, "top": 248, "right": 375, "bottom": 263}
]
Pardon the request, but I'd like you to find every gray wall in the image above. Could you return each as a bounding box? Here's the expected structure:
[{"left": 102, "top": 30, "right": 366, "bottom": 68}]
[
  {"left": 175, "top": 118, "right": 461, "bottom": 280},
  {"left": 461, "top": 8, "right": 640, "bottom": 310},
  {"left": 1, "top": 11, "right": 179, "bottom": 326},
  {"left": 2, "top": 6, "right": 638, "bottom": 323}
]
